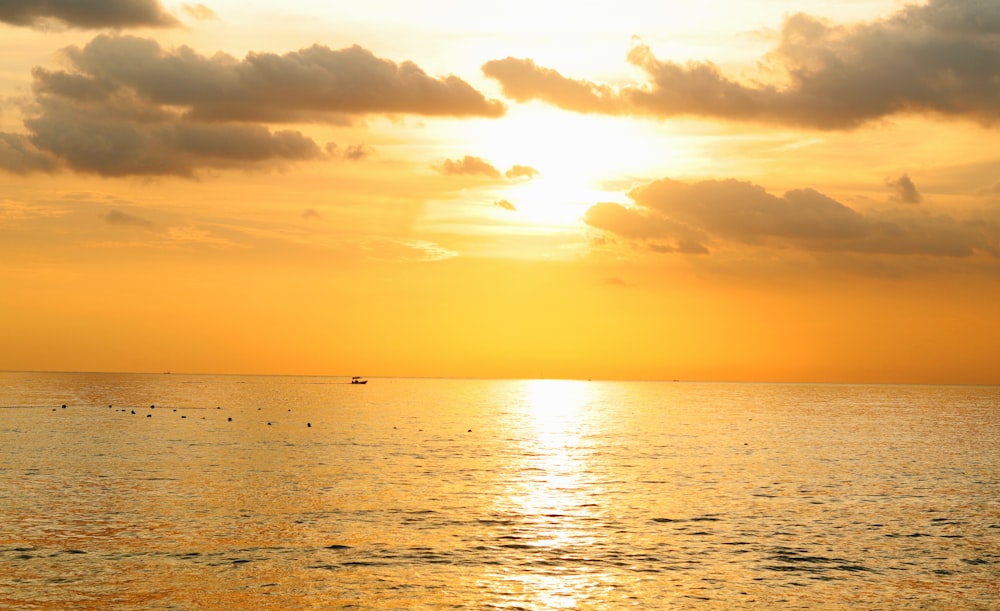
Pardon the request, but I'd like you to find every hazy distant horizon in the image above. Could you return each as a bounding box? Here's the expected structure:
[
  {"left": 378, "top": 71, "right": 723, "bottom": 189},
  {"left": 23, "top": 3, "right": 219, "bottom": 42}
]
[{"left": 3, "top": 368, "right": 997, "bottom": 388}]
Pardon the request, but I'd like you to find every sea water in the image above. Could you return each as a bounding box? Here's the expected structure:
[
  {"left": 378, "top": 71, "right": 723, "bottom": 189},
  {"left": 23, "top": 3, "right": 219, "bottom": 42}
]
[{"left": 0, "top": 372, "right": 997, "bottom": 609}]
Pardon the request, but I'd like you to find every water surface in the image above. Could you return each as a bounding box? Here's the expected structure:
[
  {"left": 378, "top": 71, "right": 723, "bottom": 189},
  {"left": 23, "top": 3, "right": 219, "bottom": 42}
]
[{"left": 1, "top": 373, "right": 997, "bottom": 609}]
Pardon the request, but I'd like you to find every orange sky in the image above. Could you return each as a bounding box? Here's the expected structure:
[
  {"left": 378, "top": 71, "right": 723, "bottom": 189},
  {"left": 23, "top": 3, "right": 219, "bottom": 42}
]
[{"left": 2, "top": 0, "right": 999, "bottom": 383}]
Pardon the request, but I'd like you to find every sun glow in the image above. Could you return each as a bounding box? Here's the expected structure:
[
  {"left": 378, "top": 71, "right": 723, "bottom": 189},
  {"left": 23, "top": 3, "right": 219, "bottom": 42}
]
[
  {"left": 433, "top": 106, "right": 687, "bottom": 230},
  {"left": 476, "top": 106, "right": 665, "bottom": 176},
  {"left": 498, "top": 175, "right": 606, "bottom": 228}
]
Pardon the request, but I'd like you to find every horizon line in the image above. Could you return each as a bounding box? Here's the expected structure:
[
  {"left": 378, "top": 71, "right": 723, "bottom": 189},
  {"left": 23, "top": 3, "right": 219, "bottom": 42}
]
[{"left": 2, "top": 369, "right": 998, "bottom": 387}]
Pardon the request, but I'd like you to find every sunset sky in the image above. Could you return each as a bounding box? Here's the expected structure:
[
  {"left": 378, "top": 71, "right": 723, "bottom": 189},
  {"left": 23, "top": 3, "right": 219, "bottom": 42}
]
[{"left": 2, "top": 0, "right": 999, "bottom": 383}]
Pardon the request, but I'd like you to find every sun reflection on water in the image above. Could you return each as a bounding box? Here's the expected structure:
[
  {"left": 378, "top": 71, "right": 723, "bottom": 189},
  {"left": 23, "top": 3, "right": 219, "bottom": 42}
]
[
  {"left": 523, "top": 379, "right": 590, "bottom": 437},
  {"left": 489, "top": 379, "right": 617, "bottom": 608}
]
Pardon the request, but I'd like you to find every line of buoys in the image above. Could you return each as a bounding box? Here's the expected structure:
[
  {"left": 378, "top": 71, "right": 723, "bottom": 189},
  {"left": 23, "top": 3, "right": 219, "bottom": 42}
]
[{"left": 56, "top": 401, "right": 322, "bottom": 429}]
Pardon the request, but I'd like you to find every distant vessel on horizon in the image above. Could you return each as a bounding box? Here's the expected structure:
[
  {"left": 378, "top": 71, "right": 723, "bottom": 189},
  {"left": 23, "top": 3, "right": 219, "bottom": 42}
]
[{"left": 351, "top": 376, "right": 367, "bottom": 384}]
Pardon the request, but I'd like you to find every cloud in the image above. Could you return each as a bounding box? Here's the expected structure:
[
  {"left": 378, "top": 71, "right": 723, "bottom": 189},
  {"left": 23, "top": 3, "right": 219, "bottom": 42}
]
[
  {"left": 19, "top": 96, "right": 323, "bottom": 177},
  {"left": 0, "top": 133, "right": 59, "bottom": 174},
  {"left": 585, "top": 177, "right": 1000, "bottom": 260},
  {"left": 438, "top": 155, "right": 502, "bottom": 178},
  {"left": 505, "top": 164, "right": 540, "bottom": 180},
  {"left": 363, "top": 238, "right": 458, "bottom": 262},
  {"left": 325, "top": 142, "right": 373, "bottom": 160},
  {"left": 0, "top": 0, "right": 179, "bottom": 29},
  {"left": 484, "top": 0, "right": 1000, "bottom": 129},
  {"left": 436, "top": 157, "right": 541, "bottom": 183},
  {"left": 584, "top": 201, "right": 710, "bottom": 254},
  {"left": 180, "top": 3, "right": 216, "bottom": 21},
  {"left": 481, "top": 57, "right": 622, "bottom": 114},
  {"left": 1, "top": 34, "right": 504, "bottom": 177},
  {"left": 302, "top": 208, "right": 321, "bottom": 220},
  {"left": 41, "top": 35, "right": 504, "bottom": 123},
  {"left": 103, "top": 209, "right": 153, "bottom": 228},
  {"left": 887, "top": 174, "right": 923, "bottom": 204},
  {"left": 342, "top": 144, "right": 373, "bottom": 161},
  {"left": 637, "top": 179, "right": 870, "bottom": 242},
  {"left": 494, "top": 199, "right": 517, "bottom": 212}
]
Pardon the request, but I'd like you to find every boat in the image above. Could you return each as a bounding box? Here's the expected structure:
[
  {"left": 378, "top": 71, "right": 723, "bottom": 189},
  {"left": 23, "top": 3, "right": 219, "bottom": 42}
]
[{"left": 351, "top": 376, "right": 368, "bottom": 384}]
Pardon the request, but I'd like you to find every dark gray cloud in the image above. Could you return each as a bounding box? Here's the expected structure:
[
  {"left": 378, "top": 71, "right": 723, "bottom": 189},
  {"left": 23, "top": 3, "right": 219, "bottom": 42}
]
[
  {"left": 0, "top": 133, "right": 59, "bottom": 174},
  {"left": 45, "top": 35, "right": 505, "bottom": 123},
  {"left": 887, "top": 174, "right": 923, "bottom": 204},
  {"left": 17, "top": 95, "right": 322, "bottom": 177},
  {"left": 0, "top": 0, "right": 179, "bottom": 29},
  {"left": 637, "top": 179, "right": 870, "bottom": 242},
  {"left": 585, "top": 177, "right": 1000, "bottom": 260},
  {"left": 1, "top": 34, "right": 504, "bottom": 177},
  {"left": 484, "top": 0, "right": 1000, "bottom": 129},
  {"left": 481, "top": 57, "right": 622, "bottom": 114}
]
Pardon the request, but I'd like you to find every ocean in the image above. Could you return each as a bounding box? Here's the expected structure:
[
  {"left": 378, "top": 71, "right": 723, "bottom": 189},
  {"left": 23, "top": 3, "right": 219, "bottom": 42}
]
[{"left": 0, "top": 372, "right": 997, "bottom": 610}]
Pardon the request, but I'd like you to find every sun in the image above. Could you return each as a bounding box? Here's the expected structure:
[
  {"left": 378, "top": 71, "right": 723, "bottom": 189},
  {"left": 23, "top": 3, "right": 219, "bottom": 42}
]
[
  {"left": 434, "top": 104, "right": 676, "bottom": 228},
  {"left": 496, "top": 173, "right": 606, "bottom": 228},
  {"left": 483, "top": 105, "right": 698, "bottom": 228},
  {"left": 415, "top": 101, "right": 698, "bottom": 248}
]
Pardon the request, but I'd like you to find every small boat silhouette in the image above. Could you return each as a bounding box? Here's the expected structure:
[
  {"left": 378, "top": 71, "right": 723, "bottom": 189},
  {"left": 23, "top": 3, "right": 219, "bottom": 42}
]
[{"left": 351, "top": 376, "right": 368, "bottom": 384}]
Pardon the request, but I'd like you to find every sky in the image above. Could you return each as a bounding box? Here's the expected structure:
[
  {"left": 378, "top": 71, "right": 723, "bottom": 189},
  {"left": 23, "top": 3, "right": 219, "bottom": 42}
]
[{"left": 1, "top": 0, "right": 999, "bottom": 383}]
